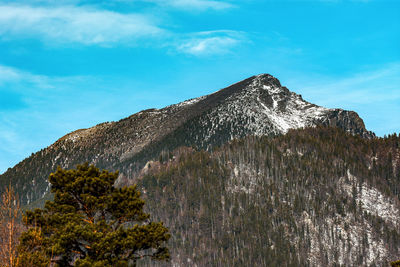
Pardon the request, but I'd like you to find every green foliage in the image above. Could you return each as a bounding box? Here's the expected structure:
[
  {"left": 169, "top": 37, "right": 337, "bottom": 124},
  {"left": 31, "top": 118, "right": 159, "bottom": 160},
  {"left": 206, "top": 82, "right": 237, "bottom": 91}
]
[
  {"left": 392, "top": 259, "right": 400, "bottom": 267},
  {"left": 17, "top": 164, "right": 170, "bottom": 266}
]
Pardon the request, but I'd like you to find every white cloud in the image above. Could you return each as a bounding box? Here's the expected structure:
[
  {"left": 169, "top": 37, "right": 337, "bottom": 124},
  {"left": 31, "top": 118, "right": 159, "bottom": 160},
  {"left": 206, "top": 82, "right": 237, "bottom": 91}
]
[
  {"left": 0, "top": 64, "right": 51, "bottom": 87},
  {"left": 0, "top": 3, "right": 237, "bottom": 47},
  {"left": 0, "top": 65, "right": 21, "bottom": 82},
  {"left": 0, "top": 0, "right": 235, "bottom": 10},
  {"left": 0, "top": 4, "right": 164, "bottom": 45},
  {"left": 148, "top": 0, "right": 235, "bottom": 10},
  {"left": 177, "top": 30, "right": 245, "bottom": 55}
]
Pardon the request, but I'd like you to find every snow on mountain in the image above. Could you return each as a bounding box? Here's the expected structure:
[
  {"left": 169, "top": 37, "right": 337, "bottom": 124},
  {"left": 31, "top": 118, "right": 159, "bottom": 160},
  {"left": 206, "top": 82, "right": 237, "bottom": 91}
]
[
  {"left": 205, "top": 74, "right": 331, "bottom": 135},
  {"left": 180, "top": 74, "right": 373, "bottom": 148}
]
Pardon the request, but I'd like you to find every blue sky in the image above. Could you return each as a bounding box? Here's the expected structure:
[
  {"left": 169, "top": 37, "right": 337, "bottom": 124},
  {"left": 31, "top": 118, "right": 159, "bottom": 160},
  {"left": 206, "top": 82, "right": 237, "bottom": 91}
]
[{"left": 0, "top": 0, "right": 399, "bottom": 173}]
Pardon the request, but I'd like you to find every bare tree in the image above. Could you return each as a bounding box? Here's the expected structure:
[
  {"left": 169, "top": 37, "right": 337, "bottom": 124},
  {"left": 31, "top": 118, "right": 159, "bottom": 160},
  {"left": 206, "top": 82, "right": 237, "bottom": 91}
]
[{"left": 0, "top": 184, "right": 23, "bottom": 266}]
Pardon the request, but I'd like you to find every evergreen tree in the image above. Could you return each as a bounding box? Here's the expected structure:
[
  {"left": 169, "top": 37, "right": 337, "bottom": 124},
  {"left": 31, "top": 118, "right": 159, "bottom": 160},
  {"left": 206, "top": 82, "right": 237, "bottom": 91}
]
[
  {"left": 17, "top": 163, "right": 170, "bottom": 266},
  {"left": 392, "top": 259, "right": 400, "bottom": 267}
]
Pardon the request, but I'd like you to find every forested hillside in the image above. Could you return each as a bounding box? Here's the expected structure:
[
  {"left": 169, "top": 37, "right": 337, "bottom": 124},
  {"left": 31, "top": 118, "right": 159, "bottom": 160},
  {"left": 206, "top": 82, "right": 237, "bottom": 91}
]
[{"left": 136, "top": 127, "right": 399, "bottom": 266}]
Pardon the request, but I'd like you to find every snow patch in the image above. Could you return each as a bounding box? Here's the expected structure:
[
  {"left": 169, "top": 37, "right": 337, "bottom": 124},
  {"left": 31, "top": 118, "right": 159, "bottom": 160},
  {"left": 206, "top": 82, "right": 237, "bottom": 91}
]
[
  {"left": 198, "top": 74, "right": 332, "bottom": 141},
  {"left": 227, "top": 163, "right": 263, "bottom": 194},
  {"left": 173, "top": 95, "right": 207, "bottom": 108},
  {"left": 303, "top": 211, "right": 389, "bottom": 266},
  {"left": 343, "top": 170, "right": 400, "bottom": 226}
]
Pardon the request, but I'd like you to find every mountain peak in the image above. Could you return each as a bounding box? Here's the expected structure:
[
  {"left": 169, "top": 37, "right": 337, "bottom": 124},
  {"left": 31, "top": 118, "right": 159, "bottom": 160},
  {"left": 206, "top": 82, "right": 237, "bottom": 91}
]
[
  {"left": 0, "top": 73, "right": 374, "bottom": 205},
  {"left": 254, "top": 73, "right": 280, "bottom": 84},
  {"left": 189, "top": 73, "right": 374, "bottom": 139}
]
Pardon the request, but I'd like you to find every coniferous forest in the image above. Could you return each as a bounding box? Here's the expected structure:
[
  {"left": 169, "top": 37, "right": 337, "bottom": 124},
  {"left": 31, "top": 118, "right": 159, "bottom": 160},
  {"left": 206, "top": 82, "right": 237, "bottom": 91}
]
[
  {"left": 1, "top": 126, "right": 399, "bottom": 266},
  {"left": 133, "top": 126, "right": 400, "bottom": 266}
]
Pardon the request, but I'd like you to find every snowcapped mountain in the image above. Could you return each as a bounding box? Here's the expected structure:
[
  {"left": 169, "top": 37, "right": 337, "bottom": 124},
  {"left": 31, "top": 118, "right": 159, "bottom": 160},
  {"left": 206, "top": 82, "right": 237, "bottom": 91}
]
[{"left": 1, "top": 74, "right": 373, "bottom": 205}]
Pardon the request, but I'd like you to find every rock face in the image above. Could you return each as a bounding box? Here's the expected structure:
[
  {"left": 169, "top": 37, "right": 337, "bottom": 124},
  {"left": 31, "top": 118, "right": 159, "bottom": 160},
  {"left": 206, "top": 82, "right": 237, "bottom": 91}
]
[{"left": 0, "top": 74, "right": 374, "bottom": 205}]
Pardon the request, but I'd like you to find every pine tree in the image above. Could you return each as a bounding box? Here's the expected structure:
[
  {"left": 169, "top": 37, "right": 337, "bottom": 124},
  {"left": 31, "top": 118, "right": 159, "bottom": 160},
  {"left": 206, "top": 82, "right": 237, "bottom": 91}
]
[
  {"left": 17, "top": 163, "right": 170, "bottom": 266},
  {"left": 392, "top": 259, "right": 400, "bottom": 267}
]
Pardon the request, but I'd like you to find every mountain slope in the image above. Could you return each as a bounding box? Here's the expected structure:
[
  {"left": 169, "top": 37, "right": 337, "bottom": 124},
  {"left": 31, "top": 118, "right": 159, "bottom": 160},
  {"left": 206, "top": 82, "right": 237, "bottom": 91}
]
[
  {"left": 137, "top": 127, "right": 400, "bottom": 266},
  {"left": 1, "top": 74, "right": 373, "bottom": 205}
]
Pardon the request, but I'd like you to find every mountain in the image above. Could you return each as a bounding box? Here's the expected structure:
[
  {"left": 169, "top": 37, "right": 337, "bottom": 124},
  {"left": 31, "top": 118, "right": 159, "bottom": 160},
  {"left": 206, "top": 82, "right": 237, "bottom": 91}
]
[
  {"left": 1, "top": 74, "right": 398, "bottom": 266},
  {"left": 0, "top": 74, "right": 374, "bottom": 205}
]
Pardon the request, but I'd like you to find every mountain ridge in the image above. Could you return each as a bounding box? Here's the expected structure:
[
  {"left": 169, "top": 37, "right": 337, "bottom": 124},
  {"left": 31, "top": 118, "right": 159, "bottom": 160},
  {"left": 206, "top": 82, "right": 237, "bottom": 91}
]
[
  {"left": 54, "top": 73, "right": 374, "bottom": 145},
  {"left": 1, "top": 74, "right": 374, "bottom": 205}
]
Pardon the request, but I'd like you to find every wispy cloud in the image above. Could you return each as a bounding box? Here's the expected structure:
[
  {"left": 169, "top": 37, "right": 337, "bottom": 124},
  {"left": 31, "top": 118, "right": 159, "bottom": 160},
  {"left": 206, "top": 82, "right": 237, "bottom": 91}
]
[
  {"left": 146, "top": 0, "right": 235, "bottom": 10},
  {"left": 0, "top": 2, "right": 239, "bottom": 50},
  {"left": 0, "top": 65, "right": 21, "bottom": 83},
  {"left": 176, "top": 30, "right": 246, "bottom": 55},
  {"left": 0, "top": 64, "right": 50, "bottom": 88},
  {"left": 0, "top": 4, "right": 164, "bottom": 45},
  {"left": 0, "top": 0, "right": 235, "bottom": 10}
]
